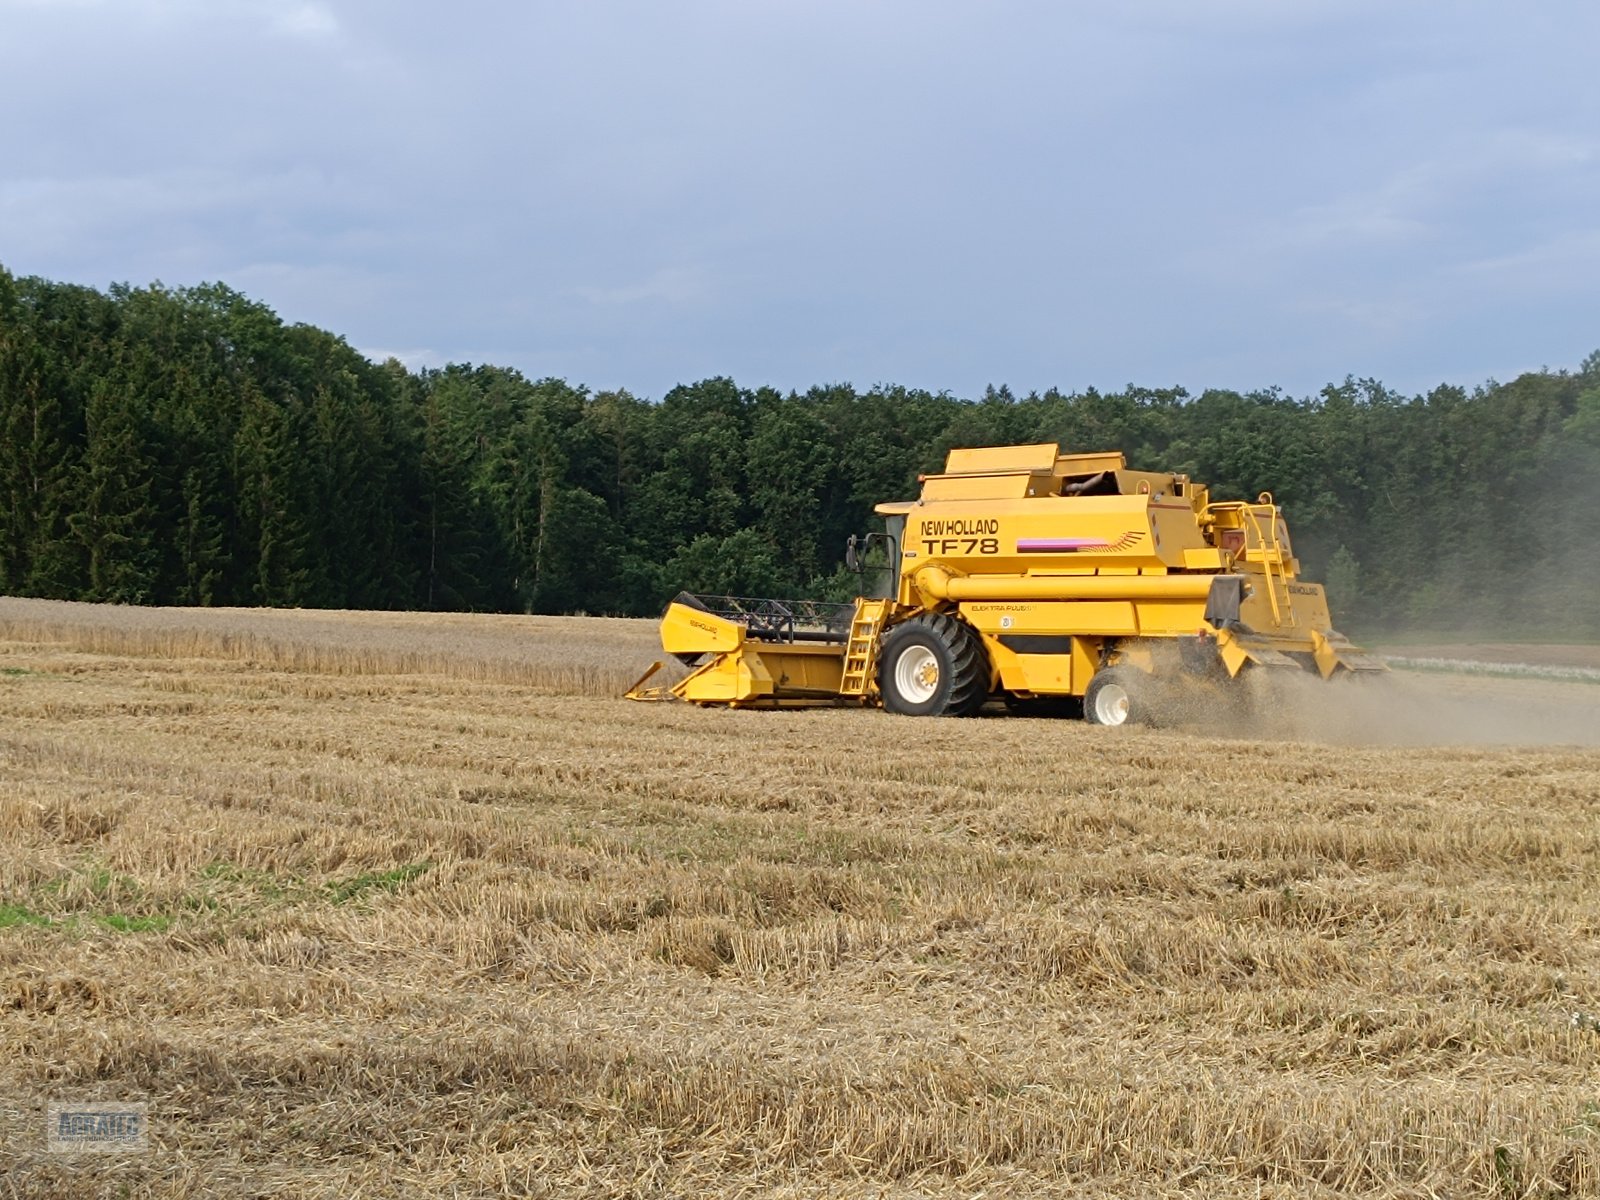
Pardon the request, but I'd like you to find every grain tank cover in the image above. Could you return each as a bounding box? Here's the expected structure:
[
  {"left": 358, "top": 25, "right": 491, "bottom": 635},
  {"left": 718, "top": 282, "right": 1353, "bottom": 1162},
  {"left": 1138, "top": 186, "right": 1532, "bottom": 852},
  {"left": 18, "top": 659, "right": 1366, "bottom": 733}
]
[
  {"left": 917, "top": 443, "right": 1139, "bottom": 502},
  {"left": 920, "top": 442, "right": 1062, "bottom": 501},
  {"left": 942, "top": 443, "right": 1059, "bottom": 474}
]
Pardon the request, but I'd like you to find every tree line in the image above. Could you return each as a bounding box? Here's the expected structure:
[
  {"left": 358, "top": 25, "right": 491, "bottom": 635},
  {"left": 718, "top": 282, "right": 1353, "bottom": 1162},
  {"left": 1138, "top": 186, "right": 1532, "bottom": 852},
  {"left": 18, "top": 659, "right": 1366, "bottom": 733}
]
[{"left": 2, "top": 266, "right": 1597, "bottom": 636}]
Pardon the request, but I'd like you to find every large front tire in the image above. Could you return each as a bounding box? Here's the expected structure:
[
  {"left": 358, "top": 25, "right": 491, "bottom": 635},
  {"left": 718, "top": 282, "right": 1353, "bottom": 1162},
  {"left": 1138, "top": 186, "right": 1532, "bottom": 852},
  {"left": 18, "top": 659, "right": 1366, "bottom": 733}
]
[{"left": 877, "top": 614, "right": 990, "bottom": 717}]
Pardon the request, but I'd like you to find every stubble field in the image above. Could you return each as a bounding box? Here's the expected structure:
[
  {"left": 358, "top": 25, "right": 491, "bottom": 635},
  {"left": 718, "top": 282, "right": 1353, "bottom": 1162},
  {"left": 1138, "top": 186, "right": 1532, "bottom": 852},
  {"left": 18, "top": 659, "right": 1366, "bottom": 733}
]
[{"left": 2, "top": 597, "right": 1599, "bottom": 1198}]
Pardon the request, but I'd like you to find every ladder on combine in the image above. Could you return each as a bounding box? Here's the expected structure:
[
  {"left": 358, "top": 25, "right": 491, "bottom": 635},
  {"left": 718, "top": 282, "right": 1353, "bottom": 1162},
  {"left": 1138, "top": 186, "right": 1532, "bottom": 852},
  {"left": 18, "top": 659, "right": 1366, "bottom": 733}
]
[
  {"left": 1240, "top": 493, "right": 1295, "bottom": 628},
  {"left": 839, "top": 598, "right": 893, "bottom": 697}
]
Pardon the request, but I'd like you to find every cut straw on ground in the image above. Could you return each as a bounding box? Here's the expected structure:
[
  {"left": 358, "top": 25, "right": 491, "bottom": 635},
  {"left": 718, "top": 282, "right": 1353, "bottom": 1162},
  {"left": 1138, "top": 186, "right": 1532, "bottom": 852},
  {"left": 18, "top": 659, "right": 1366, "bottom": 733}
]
[{"left": 2, "top": 599, "right": 1598, "bottom": 1197}]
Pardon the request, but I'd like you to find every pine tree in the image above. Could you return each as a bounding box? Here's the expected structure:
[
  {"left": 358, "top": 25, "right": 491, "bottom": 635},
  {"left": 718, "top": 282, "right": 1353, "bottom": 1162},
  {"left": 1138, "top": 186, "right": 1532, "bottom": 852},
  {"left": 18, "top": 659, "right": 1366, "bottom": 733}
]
[
  {"left": 70, "top": 380, "right": 160, "bottom": 602},
  {"left": 0, "top": 276, "right": 103, "bottom": 597}
]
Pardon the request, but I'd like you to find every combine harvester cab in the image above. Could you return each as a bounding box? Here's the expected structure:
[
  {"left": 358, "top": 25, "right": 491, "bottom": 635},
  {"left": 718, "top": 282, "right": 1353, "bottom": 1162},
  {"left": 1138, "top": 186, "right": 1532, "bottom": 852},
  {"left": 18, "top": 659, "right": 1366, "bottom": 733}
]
[{"left": 626, "top": 443, "right": 1385, "bottom": 723}]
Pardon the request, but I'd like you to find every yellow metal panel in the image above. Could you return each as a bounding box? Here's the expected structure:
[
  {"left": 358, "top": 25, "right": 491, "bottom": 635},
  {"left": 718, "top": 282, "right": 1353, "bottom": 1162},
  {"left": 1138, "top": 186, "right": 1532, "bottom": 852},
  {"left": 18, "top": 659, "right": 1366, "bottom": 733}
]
[
  {"left": 1052, "top": 601, "right": 1137, "bottom": 635},
  {"left": 918, "top": 566, "right": 1213, "bottom": 603},
  {"left": 1237, "top": 579, "right": 1278, "bottom": 631},
  {"left": 959, "top": 600, "right": 1071, "bottom": 633},
  {"left": 943, "top": 443, "right": 1059, "bottom": 474},
  {"left": 961, "top": 599, "right": 1138, "bottom": 638},
  {"left": 1182, "top": 547, "right": 1225, "bottom": 569},
  {"left": 1113, "top": 470, "right": 1178, "bottom": 495},
  {"left": 1071, "top": 637, "right": 1100, "bottom": 691},
  {"left": 1218, "top": 634, "right": 1251, "bottom": 678},
  {"left": 1013, "top": 653, "right": 1073, "bottom": 692},
  {"left": 671, "top": 642, "right": 845, "bottom": 705},
  {"left": 960, "top": 601, "right": 1128, "bottom": 674},
  {"left": 673, "top": 647, "right": 759, "bottom": 702},
  {"left": 1003, "top": 495, "right": 1161, "bottom": 567},
  {"left": 1285, "top": 582, "right": 1333, "bottom": 630},
  {"left": 981, "top": 634, "right": 1030, "bottom": 692},
  {"left": 659, "top": 602, "right": 744, "bottom": 656},
  {"left": 1148, "top": 505, "right": 1209, "bottom": 562},
  {"left": 754, "top": 644, "right": 847, "bottom": 697},
  {"left": 1131, "top": 600, "right": 1210, "bottom": 636},
  {"left": 1236, "top": 576, "right": 1333, "bottom": 639},
  {"left": 1311, "top": 629, "right": 1340, "bottom": 680},
  {"left": 973, "top": 623, "right": 1088, "bottom": 695},
  {"left": 901, "top": 494, "right": 1171, "bottom": 574},
  {"left": 919, "top": 473, "right": 1040, "bottom": 501}
]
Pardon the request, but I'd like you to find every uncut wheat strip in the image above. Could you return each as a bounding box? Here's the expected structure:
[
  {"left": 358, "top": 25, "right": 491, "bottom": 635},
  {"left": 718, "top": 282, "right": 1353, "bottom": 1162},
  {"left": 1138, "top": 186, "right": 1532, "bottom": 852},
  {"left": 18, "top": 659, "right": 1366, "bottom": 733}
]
[{"left": 0, "top": 605, "right": 667, "bottom": 695}]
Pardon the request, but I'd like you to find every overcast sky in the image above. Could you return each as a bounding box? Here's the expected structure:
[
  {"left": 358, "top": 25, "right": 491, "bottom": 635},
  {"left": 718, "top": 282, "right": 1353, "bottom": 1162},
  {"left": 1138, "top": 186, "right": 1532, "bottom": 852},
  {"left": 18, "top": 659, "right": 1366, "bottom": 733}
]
[{"left": 4, "top": 0, "right": 1597, "bottom": 401}]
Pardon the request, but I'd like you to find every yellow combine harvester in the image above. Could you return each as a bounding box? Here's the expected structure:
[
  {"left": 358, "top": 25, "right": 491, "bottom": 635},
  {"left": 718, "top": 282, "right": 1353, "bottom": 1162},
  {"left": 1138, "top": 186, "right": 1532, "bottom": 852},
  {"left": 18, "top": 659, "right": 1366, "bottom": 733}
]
[{"left": 625, "top": 443, "right": 1384, "bottom": 724}]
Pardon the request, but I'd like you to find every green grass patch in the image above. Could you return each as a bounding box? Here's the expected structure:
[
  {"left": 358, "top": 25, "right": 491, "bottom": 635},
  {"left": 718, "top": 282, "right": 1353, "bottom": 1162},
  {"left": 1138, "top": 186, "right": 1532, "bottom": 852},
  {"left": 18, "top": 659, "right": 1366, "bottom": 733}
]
[
  {"left": 199, "top": 861, "right": 291, "bottom": 897},
  {"left": 1565, "top": 1101, "right": 1600, "bottom": 1138},
  {"left": 39, "top": 864, "right": 143, "bottom": 901},
  {"left": 200, "top": 862, "right": 256, "bottom": 882},
  {"left": 0, "top": 904, "right": 173, "bottom": 933},
  {"left": 175, "top": 861, "right": 311, "bottom": 916},
  {"left": 0, "top": 904, "right": 52, "bottom": 929},
  {"left": 327, "top": 861, "right": 433, "bottom": 904}
]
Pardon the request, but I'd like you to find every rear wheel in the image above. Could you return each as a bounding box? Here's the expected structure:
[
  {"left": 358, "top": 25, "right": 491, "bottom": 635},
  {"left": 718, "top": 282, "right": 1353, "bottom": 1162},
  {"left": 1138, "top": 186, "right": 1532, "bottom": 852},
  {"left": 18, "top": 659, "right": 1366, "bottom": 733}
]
[
  {"left": 878, "top": 614, "right": 990, "bottom": 717},
  {"left": 1084, "top": 666, "right": 1147, "bottom": 727}
]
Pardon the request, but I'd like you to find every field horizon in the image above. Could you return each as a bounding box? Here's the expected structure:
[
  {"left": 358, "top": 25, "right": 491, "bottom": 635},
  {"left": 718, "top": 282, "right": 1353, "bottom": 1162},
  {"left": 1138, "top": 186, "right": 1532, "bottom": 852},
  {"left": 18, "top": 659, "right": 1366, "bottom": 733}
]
[{"left": 3, "top": 599, "right": 1598, "bottom": 1196}]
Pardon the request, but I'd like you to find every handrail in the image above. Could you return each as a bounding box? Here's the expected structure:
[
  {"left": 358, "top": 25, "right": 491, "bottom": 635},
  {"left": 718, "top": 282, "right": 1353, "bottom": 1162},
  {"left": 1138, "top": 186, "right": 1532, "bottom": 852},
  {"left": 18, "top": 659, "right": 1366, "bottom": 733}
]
[
  {"left": 1201, "top": 496, "right": 1294, "bottom": 628},
  {"left": 1241, "top": 494, "right": 1293, "bottom": 628}
]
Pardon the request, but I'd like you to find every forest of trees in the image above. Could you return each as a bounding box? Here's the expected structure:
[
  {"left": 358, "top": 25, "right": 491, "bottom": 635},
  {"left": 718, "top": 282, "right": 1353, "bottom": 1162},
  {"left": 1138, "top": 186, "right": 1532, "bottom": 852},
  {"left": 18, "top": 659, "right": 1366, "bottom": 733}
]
[{"left": 2, "top": 265, "right": 1598, "bottom": 637}]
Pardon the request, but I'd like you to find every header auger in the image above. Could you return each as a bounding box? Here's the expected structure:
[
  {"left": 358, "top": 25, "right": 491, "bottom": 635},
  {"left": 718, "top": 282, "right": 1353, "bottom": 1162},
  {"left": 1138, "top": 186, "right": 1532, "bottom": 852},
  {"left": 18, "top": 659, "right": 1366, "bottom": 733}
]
[{"left": 625, "top": 442, "right": 1384, "bottom": 724}]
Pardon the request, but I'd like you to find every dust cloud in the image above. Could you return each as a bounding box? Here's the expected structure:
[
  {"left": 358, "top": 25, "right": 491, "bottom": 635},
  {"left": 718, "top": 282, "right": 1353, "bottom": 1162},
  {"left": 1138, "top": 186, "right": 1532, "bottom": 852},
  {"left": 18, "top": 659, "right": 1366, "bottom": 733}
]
[{"left": 1205, "top": 666, "right": 1600, "bottom": 748}]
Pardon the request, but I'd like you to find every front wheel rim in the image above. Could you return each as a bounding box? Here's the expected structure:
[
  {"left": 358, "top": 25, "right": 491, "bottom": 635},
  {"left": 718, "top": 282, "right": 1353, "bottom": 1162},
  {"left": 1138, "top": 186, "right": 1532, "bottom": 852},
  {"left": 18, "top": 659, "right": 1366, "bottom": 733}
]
[
  {"left": 894, "top": 645, "right": 941, "bottom": 705},
  {"left": 1093, "top": 682, "right": 1131, "bottom": 725}
]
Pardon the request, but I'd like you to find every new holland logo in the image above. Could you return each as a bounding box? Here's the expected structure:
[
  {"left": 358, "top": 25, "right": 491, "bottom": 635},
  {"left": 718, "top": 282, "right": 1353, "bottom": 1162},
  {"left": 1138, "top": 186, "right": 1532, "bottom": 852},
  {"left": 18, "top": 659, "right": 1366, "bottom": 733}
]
[{"left": 1017, "top": 531, "right": 1146, "bottom": 554}]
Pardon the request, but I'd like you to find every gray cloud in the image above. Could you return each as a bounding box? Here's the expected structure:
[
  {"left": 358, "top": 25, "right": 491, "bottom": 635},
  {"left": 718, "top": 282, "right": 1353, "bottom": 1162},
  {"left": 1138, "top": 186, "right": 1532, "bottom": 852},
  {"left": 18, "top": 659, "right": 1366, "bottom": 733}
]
[{"left": 3, "top": 0, "right": 1597, "bottom": 399}]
